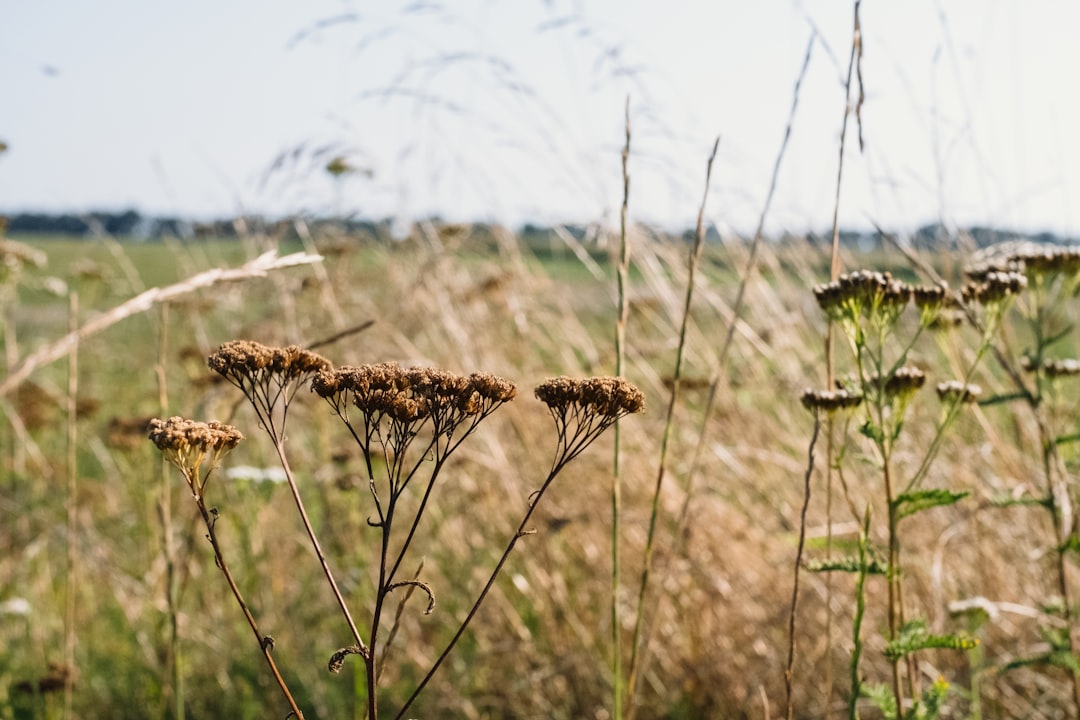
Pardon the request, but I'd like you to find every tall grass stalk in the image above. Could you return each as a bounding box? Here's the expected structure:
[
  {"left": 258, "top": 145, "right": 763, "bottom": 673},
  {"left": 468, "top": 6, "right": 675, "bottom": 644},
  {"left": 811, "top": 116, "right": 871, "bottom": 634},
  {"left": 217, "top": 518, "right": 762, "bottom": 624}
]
[
  {"left": 155, "top": 304, "right": 184, "bottom": 720},
  {"left": 611, "top": 96, "right": 631, "bottom": 720},
  {"left": 63, "top": 292, "right": 78, "bottom": 720},
  {"left": 625, "top": 137, "right": 719, "bottom": 717}
]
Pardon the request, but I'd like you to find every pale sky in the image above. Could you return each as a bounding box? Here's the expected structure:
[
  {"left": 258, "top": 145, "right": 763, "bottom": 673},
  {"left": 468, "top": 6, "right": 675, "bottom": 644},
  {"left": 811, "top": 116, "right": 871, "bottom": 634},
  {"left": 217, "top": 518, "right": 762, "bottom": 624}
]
[{"left": 1, "top": 1, "right": 1078, "bottom": 237}]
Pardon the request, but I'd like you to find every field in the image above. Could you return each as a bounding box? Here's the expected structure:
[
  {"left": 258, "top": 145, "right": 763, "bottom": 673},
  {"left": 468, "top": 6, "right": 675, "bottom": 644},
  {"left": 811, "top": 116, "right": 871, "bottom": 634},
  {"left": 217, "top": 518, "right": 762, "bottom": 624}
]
[{"left": 2, "top": 225, "right": 1080, "bottom": 720}]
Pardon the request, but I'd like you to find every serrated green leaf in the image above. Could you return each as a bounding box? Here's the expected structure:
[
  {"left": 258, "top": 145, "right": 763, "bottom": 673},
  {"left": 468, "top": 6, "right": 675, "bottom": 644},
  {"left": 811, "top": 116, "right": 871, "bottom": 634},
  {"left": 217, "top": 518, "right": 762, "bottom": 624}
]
[
  {"left": 893, "top": 489, "right": 970, "bottom": 521},
  {"left": 884, "top": 619, "right": 979, "bottom": 661}
]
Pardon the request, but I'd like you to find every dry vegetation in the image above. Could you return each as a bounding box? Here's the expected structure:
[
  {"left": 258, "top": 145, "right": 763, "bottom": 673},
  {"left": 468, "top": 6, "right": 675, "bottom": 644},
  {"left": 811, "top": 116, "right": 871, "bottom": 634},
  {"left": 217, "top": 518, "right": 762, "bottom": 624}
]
[{"left": 2, "top": 222, "right": 1079, "bottom": 719}]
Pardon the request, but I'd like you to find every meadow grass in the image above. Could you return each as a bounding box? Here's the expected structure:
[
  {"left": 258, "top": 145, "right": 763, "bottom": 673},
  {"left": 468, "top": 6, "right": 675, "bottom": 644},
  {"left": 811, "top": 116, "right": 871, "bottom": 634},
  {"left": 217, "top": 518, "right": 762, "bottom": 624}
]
[{"left": 1, "top": 227, "right": 1079, "bottom": 718}]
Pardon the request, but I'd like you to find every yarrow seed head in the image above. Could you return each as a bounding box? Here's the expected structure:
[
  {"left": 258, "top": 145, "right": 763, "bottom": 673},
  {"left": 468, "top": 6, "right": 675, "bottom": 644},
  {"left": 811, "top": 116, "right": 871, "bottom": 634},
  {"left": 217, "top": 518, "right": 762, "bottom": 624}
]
[
  {"left": 1021, "top": 356, "right": 1080, "bottom": 378},
  {"left": 534, "top": 376, "right": 645, "bottom": 417},
  {"left": 935, "top": 381, "right": 982, "bottom": 404},
  {"left": 148, "top": 416, "right": 243, "bottom": 495},
  {"left": 799, "top": 388, "right": 863, "bottom": 414},
  {"left": 208, "top": 340, "right": 332, "bottom": 386},
  {"left": 961, "top": 271, "right": 1027, "bottom": 306}
]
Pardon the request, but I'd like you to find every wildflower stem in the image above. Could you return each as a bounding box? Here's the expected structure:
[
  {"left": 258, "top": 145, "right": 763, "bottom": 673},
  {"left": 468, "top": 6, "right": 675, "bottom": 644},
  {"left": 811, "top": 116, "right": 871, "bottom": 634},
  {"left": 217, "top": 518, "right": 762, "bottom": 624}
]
[
  {"left": 190, "top": 484, "right": 305, "bottom": 719},
  {"left": 785, "top": 409, "right": 820, "bottom": 719},
  {"left": 393, "top": 468, "right": 562, "bottom": 720},
  {"left": 271, "top": 439, "right": 369, "bottom": 657}
]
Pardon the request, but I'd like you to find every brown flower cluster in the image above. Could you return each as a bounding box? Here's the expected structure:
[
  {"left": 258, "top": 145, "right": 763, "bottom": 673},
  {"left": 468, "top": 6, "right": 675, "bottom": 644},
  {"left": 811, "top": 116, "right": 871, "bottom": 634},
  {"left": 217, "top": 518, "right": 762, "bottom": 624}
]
[
  {"left": 313, "top": 362, "right": 517, "bottom": 436},
  {"left": 880, "top": 366, "right": 927, "bottom": 400},
  {"left": 208, "top": 340, "right": 332, "bottom": 387},
  {"left": 533, "top": 376, "right": 644, "bottom": 468},
  {"left": 813, "top": 269, "right": 948, "bottom": 329},
  {"left": 534, "top": 376, "right": 645, "bottom": 418},
  {"left": 935, "top": 381, "right": 982, "bottom": 404},
  {"left": 961, "top": 271, "right": 1027, "bottom": 306},
  {"left": 800, "top": 388, "right": 863, "bottom": 414},
  {"left": 967, "top": 242, "right": 1080, "bottom": 282},
  {"left": 1020, "top": 356, "right": 1080, "bottom": 378},
  {"left": 148, "top": 416, "right": 243, "bottom": 493}
]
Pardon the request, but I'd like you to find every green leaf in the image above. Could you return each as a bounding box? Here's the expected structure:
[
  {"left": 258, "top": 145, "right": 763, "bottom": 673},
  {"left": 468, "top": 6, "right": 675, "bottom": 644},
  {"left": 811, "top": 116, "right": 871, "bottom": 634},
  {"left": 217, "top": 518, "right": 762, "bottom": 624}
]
[
  {"left": 1001, "top": 650, "right": 1080, "bottom": 676},
  {"left": 862, "top": 682, "right": 898, "bottom": 720},
  {"left": 860, "top": 420, "right": 885, "bottom": 443},
  {"left": 803, "top": 556, "right": 887, "bottom": 574},
  {"left": 1056, "top": 432, "right": 1080, "bottom": 446},
  {"left": 884, "top": 619, "right": 979, "bottom": 661},
  {"left": 1061, "top": 534, "right": 1080, "bottom": 555},
  {"left": 989, "top": 494, "right": 1052, "bottom": 509},
  {"left": 893, "top": 489, "right": 969, "bottom": 521},
  {"left": 977, "top": 391, "right": 1030, "bottom": 407},
  {"left": 903, "top": 677, "right": 951, "bottom": 720}
]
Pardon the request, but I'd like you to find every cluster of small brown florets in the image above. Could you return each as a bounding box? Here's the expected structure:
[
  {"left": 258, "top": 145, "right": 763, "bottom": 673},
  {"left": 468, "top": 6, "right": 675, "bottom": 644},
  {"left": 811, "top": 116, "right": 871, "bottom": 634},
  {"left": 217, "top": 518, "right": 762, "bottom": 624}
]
[
  {"left": 799, "top": 388, "right": 863, "bottom": 414},
  {"left": 961, "top": 271, "right": 1028, "bottom": 306},
  {"left": 1020, "top": 356, "right": 1080, "bottom": 378},
  {"left": 148, "top": 416, "right": 244, "bottom": 492},
  {"left": 881, "top": 365, "right": 927, "bottom": 399},
  {"left": 813, "top": 270, "right": 950, "bottom": 328},
  {"left": 208, "top": 340, "right": 332, "bottom": 387},
  {"left": 935, "top": 381, "right": 982, "bottom": 404},
  {"left": 312, "top": 362, "right": 517, "bottom": 431},
  {"left": 533, "top": 376, "right": 646, "bottom": 418},
  {"left": 967, "top": 243, "right": 1080, "bottom": 282}
]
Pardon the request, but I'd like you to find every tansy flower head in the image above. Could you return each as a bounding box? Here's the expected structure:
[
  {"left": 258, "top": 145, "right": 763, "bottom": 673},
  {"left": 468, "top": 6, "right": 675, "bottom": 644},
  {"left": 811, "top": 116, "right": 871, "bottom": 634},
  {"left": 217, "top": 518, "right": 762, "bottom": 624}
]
[{"left": 148, "top": 416, "right": 243, "bottom": 497}]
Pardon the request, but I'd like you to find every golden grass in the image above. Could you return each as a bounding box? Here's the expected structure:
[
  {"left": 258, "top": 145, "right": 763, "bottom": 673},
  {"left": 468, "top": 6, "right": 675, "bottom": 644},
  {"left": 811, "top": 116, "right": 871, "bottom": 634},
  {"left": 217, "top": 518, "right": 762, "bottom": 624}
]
[{"left": 1, "top": 227, "right": 1078, "bottom": 718}]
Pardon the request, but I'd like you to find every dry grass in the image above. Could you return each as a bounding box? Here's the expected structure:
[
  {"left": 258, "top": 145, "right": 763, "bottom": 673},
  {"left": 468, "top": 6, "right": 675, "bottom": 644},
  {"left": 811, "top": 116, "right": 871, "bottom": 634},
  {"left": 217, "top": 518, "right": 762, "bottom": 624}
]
[{"left": 1, "top": 228, "right": 1079, "bottom": 718}]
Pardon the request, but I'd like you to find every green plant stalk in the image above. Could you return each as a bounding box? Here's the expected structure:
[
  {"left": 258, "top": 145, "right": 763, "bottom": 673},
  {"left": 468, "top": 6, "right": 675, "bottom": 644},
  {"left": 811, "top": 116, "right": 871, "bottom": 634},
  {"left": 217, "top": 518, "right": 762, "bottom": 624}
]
[
  {"left": 625, "top": 137, "right": 719, "bottom": 719},
  {"left": 1026, "top": 278, "right": 1080, "bottom": 714},
  {"left": 611, "top": 96, "right": 631, "bottom": 720},
  {"left": 849, "top": 513, "right": 872, "bottom": 720}
]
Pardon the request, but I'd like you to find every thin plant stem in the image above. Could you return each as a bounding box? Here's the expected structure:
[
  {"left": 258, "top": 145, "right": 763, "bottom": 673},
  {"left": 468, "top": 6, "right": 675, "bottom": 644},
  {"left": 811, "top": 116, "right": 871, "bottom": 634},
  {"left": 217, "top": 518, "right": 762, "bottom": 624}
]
[
  {"left": 394, "top": 466, "right": 564, "bottom": 720},
  {"left": 270, "top": 439, "right": 368, "bottom": 657},
  {"left": 192, "top": 490, "right": 304, "bottom": 718},
  {"left": 785, "top": 410, "right": 821, "bottom": 720},
  {"left": 625, "top": 136, "right": 720, "bottom": 717},
  {"left": 156, "top": 304, "right": 184, "bottom": 720},
  {"left": 63, "top": 291, "right": 78, "bottom": 720},
  {"left": 611, "top": 95, "right": 631, "bottom": 720}
]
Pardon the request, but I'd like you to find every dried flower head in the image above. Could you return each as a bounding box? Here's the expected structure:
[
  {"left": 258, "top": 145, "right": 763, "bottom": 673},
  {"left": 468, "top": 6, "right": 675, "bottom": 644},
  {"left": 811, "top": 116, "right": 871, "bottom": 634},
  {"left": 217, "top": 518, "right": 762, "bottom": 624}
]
[
  {"left": 883, "top": 366, "right": 927, "bottom": 400},
  {"left": 534, "top": 376, "right": 644, "bottom": 469},
  {"left": 314, "top": 363, "right": 516, "bottom": 457},
  {"left": 813, "top": 270, "right": 912, "bottom": 338},
  {"left": 209, "top": 340, "right": 331, "bottom": 387},
  {"left": 935, "top": 381, "right": 982, "bottom": 404},
  {"left": 208, "top": 341, "right": 331, "bottom": 431},
  {"left": 148, "top": 416, "right": 243, "bottom": 496},
  {"left": 800, "top": 388, "right": 863, "bottom": 414},
  {"left": 961, "top": 271, "right": 1027, "bottom": 307},
  {"left": 1021, "top": 356, "right": 1080, "bottom": 378}
]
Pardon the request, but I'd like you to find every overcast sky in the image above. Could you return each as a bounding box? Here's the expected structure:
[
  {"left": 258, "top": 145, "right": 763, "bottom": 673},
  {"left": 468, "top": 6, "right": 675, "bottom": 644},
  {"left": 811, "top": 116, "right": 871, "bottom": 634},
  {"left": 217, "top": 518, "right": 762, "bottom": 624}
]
[{"left": 2, "top": 1, "right": 1078, "bottom": 237}]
